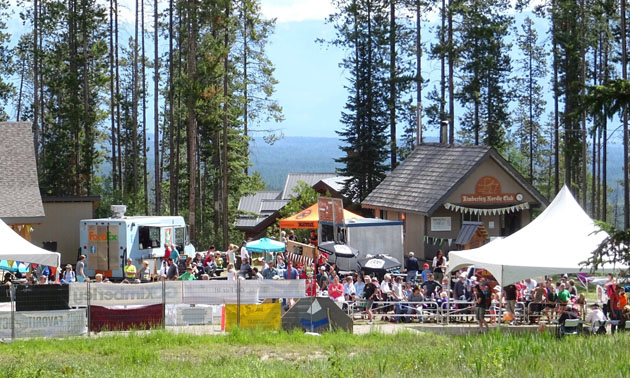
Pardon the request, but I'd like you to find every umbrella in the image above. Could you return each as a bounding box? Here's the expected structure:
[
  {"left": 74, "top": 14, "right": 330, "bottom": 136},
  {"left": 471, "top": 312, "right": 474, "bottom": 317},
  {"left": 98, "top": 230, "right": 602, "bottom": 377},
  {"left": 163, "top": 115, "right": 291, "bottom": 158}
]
[
  {"left": 358, "top": 254, "right": 401, "bottom": 277},
  {"left": 319, "top": 242, "right": 360, "bottom": 272},
  {"left": 245, "top": 238, "right": 285, "bottom": 253},
  {"left": 246, "top": 238, "right": 285, "bottom": 262},
  {"left": 318, "top": 242, "right": 358, "bottom": 257}
]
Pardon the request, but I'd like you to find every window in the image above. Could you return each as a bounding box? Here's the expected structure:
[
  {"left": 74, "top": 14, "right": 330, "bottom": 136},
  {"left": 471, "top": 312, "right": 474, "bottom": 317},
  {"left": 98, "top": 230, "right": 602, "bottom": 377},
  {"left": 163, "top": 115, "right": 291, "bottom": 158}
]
[
  {"left": 175, "top": 227, "right": 185, "bottom": 245},
  {"left": 139, "top": 226, "right": 160, "bottom": 250},
  {"left": 462, "top": 213, "right": 481, "bottom": 222}
]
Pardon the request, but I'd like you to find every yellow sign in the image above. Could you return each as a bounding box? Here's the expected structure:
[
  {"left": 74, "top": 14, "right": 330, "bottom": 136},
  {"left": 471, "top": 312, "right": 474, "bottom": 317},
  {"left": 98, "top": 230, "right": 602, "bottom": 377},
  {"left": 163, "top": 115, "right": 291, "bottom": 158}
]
[{"left": 224, "top": 303, "right": 281, "bottom": 331}]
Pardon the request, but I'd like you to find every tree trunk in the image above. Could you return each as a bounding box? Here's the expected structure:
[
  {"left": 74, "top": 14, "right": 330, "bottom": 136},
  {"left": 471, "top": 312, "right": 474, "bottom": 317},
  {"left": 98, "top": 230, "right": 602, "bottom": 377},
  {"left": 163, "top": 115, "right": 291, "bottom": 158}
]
[
  {"left": 622, "top": 0, "right": 629, "bottom": 229},
  {"left": 132, "top": 0, "right": 139, "bottom": 200},
  {"left": 447, "top": 0, "right": 454, "bottom": 145},
  {"left": 389, "top": 0, "right": 396, "bottom": 169},
  {"left": 142, "top": 0, "right": 149, "bottom": 214},
  {"left": 115, "top": 0, "right": 123, "bottom": 199},
  {"left": 33, "top": 0, "right": 39, "bottom": 169},
  {"left": 110, "top": 0, "right": 117, "bottom": 194},
  {"left": 552, "top": 0, "right": 559, "bottom": 194},
  {"left": 243, "top": 0, "right": 248, "bottom": 175},
  {"left": 186, "top": 0, "right": 198, "bottom": 243},
  {"left": 168, "top": 0, "right": 175, "bottom": 214},
  {"left": 154, "top": 0, "right": 161, "bottom": 215},
  {"left": 415, "top": 0, "right": 422, "bottom": 145},
  {"left": 222, "top": 1, "right": 230, "bottom": 248}
]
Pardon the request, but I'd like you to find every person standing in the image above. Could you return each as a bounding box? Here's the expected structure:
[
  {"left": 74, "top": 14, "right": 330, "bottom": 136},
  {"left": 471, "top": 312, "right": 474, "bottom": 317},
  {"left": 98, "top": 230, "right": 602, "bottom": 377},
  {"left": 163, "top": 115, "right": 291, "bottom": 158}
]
[
  {"left": 166, "top": 259, "right": 178, "bottom": 280},
  {"left": 363, "top": 275, "right": 377, "bottom": 325},
  {"left": 432, "top": 250, "right": 448, "bottom": 282},
  {"left": 240, "top": 241, "right": 249, "bottom": 264},
  {"left": 76, "top": 255, "right": 87, "bottom": 282},
  {"left": 138, "top": 261, "right": 151, "bottom": 283},
  {"left": 404, "top": 252, "right": 420, "bottom": 284},
  {"left": 503, "top": 284, "right": 518, "bottom": 324},
  {"left": 124, "top": 258, "right": 137, "bottom": 281},
  {"left": 474, "top": 284, "right": 491, "bottom": 331},
  {"left": 169, "top": 243, "right": 180, "bottom": 262}
]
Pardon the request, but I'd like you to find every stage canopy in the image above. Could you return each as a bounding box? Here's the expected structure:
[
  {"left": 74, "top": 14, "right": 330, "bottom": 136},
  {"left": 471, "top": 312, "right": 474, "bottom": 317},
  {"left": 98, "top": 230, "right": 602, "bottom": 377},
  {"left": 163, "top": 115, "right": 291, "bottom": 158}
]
[
  {"left": 0, "top": 219, "right": 61, "bottom": 268},
  {"left": 447, "top": 185, "right": 623, "bottom": 286},
  {"left": 279, "top": 203, "right": 363, "bottom": 229}
]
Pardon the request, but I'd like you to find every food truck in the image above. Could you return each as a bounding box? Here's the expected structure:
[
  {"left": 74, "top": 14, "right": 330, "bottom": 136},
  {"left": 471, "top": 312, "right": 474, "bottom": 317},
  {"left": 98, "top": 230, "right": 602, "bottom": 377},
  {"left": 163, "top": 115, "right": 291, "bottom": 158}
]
[{"left": 79, "top": 206, "right": 194, "bottom": 279}]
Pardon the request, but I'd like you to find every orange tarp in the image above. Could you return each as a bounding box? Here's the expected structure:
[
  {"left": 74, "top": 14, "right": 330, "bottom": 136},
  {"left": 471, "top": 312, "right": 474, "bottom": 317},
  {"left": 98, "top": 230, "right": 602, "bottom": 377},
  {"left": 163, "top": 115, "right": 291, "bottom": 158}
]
[{"left": 279, "top": 203, "right": 363, "bottom": 229}]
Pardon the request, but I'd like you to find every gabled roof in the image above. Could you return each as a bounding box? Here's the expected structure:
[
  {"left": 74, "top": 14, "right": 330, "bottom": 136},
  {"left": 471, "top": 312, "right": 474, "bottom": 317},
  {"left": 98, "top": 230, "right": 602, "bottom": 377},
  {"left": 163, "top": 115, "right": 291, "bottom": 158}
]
[
  {"left": 362, "top": 143, "right": 548, "bottom": 215},
  {"left": 237, "top": 191, "right": 282, "bottom": 214},
  {"left": 281, "top": 173, "right": 338, "bottom": 200},
  {"left": 0, "top": 122, "right": 45, "bottom": 224}
]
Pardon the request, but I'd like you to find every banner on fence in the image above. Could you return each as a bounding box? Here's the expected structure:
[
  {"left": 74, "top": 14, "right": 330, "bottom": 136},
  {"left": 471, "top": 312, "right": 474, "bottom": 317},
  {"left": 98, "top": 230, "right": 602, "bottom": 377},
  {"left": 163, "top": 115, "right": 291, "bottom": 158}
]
[
  {"left": 69, "top": 280, "right": 306, "bottom": 307},
  {"left": 182, "top": 281, "right": 259, "bottom": 304},
  {"left": 90, "top": 304, "right": 163, "bottom": 332},
  {"left": 165, "top": 304, "right": 221, "bottom": 326},
  {"left": 224, "top": 303, "right": 281, "bottom": 331},
  {"left": 0, "top": 309, "right": 86, "bottom": 339},
  {"left": 69, "top": 282, "right": 183, "bottom": 307},
  {"left": 247, "top": 280, "right": 306, "bottom": 299}
]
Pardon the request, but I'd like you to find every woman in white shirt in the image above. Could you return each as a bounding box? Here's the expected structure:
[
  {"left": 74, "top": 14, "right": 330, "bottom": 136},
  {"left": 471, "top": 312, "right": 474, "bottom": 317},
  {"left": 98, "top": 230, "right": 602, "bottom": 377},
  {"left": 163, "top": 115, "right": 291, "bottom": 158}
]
[{"left": 432, "top": 250, "right": 448, "bottom": 282}]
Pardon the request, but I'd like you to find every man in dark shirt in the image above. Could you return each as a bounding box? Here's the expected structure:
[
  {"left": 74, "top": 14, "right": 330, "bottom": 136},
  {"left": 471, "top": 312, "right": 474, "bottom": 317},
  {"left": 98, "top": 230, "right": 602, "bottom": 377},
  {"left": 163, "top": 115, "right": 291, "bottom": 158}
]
[
  {"left": 558, "top": 305, "right": 580, "bottom": 335},
  {"left": 421, "top": 273, "right": 442, "bottom": 300},
  {"left": 454, "top": 273, "right": 468, "bottom": 300},
  {"left": 166, "top": 259, "right": 178, "bottom": 280},
  {"left": 363, "top": 275, "right": 377, "bottom": 324},
  {"left": 503, "top": 284, "right": 518, "bottom": 323},
  {"left": 404, "top": 252, "right": 420, "bottom": 284}
]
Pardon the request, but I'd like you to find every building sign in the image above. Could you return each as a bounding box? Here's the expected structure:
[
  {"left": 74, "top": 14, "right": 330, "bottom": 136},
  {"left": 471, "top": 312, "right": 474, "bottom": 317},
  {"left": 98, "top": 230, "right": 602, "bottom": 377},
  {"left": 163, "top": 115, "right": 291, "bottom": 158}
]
[
  {"left": 88, "top": 231, "right": 118, "bottom": 241},
  {"left": 431, "top": 217, "right": 452, "bottom": 232},
  {"left": 318, "top": 197, "right": 344, "bottom": 225},
  {"left": 461, "top": 176, "right": 521, "bottom": 204}
]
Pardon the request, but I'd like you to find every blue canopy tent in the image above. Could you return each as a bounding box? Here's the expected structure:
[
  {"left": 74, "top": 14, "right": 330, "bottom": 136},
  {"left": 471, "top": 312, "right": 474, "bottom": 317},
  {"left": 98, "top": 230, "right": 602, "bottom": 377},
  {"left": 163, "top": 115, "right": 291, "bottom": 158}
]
[{"left": 246, "top": 238, "right": 285, "bottom": 262}]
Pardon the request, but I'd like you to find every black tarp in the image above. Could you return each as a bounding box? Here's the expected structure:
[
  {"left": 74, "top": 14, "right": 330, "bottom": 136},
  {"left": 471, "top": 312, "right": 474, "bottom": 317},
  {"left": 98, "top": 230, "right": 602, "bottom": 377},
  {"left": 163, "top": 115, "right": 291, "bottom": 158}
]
[
  {"left": 15, "top": 284, "right": 70, "bottom": 311},
  {"left": 281, "top": 297, "right": 353, "bottom": 333}
]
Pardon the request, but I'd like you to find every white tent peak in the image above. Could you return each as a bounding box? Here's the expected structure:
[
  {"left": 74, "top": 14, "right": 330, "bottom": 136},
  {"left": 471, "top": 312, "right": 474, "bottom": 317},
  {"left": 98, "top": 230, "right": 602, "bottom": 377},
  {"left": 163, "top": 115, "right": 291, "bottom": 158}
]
[
  {"left": 447, "top": 185, "right": 619, "bottom": 286},
  {"left": 0, "top": 219, "right": 61, "bottom": 268}
]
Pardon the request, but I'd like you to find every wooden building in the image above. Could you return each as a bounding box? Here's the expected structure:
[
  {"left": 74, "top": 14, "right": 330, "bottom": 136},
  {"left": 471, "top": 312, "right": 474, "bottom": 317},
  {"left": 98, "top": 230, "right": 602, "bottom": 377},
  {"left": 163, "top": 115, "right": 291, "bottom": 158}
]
[
  {"left": 0, "top": 122, "right": 45, "bottom": 241},
  {"left": 362, "top": 144, "right": 548, "bottom": 261}
]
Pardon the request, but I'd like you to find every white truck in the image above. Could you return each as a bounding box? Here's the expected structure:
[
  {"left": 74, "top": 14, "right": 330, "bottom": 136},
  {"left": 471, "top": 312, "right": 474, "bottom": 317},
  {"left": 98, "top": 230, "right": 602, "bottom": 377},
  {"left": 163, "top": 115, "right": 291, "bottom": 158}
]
[{"left": 79, "top": 206, "right": 195, "bottom": 279}]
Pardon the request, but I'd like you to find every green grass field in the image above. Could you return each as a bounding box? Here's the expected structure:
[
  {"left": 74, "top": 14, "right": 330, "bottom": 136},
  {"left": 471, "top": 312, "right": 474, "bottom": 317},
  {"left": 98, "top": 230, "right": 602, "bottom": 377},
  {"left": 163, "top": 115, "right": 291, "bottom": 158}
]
[{"left": 1, "top": 329, "right": 629, "bottom": 378}]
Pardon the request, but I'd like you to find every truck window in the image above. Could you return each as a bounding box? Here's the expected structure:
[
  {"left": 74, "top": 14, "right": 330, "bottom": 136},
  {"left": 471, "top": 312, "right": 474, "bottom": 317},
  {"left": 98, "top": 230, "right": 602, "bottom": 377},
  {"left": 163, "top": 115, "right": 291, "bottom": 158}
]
[
  {"left": 139, "top": 226, "right": 161, "bottom": 250},
  {"left": 175, "top": 227, "right": 186, "bottom": 249}
]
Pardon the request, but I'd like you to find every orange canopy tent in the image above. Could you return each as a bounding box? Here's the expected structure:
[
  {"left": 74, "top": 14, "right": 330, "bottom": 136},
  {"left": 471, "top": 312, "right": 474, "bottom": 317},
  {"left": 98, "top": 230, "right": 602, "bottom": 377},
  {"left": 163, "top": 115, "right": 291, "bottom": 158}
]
[{"left": 279, "top": 203, "right": 363, "bottom": 229}]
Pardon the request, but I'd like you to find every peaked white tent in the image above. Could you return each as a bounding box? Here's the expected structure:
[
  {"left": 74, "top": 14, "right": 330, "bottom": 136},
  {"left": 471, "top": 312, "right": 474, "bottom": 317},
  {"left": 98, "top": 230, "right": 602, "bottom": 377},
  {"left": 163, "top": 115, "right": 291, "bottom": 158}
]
[
  {"left": 0, "top": 219, "right": 60, "bottom": 268},
  {"left": 447, "top": 185, "right": 620, "bottom": 286}
]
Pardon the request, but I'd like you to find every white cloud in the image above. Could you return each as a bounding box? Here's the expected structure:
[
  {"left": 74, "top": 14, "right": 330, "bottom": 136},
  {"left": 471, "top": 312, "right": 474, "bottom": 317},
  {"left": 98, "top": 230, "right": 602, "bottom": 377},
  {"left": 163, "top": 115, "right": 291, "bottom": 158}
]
[{"left": 260, "top": 0, "right": 334, "bottom": 23}]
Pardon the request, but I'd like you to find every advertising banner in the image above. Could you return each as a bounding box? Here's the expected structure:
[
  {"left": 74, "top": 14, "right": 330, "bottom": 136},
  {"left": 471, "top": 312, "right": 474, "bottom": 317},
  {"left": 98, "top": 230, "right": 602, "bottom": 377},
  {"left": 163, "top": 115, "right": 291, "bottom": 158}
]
[
  {"left": 224, "top": 303, "right": 281, "bottom": 331},
  {"left": 69, "top": 282, "right": 183, "bottom": 307},
  {"left": 0, "top": 309, "right": 87, "bottom": 339}
]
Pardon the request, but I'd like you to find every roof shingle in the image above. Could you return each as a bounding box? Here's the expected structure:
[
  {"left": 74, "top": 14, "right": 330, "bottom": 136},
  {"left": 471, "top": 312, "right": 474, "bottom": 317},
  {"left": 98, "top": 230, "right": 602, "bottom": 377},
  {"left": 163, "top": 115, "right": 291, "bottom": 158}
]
[
  {"left": 0, "top": 122, "right": 45, "bottom": 223},
  {"left": 362, "top": 144, "right": 491, "bottom": 214}
]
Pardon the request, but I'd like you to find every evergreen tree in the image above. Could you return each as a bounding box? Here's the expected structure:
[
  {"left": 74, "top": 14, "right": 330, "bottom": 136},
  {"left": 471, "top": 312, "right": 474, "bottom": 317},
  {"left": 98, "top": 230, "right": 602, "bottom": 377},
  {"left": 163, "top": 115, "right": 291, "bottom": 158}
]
[
  {"left": 512, "top": 16, "right": 547, "bottom": 183},
  {"left": 456, "top": 0, "right": 512, "bottom": 151}
]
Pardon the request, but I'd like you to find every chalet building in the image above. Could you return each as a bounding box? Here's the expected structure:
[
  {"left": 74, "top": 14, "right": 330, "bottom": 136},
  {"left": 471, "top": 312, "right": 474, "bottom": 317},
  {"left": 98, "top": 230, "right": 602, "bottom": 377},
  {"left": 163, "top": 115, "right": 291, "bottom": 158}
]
[
  {"left": 362, "top": 144, "right": 548, "bottom": 261},
  {"left": 0, "top": 122, "right": 45, "bottom": 241},
  {"left": 235, "top": 173, "right": 348, "bottom": 239}
]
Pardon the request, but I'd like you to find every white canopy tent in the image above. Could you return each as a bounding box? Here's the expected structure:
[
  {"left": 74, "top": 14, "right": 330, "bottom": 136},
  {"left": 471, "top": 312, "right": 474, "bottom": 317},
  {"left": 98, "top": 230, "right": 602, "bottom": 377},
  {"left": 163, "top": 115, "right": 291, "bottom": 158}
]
[
  {"left": 0, "top": 219, "right": 60, "bottom": 268},
  {"left": 448, "top": 185, "right": 622, "bottom": 286}
]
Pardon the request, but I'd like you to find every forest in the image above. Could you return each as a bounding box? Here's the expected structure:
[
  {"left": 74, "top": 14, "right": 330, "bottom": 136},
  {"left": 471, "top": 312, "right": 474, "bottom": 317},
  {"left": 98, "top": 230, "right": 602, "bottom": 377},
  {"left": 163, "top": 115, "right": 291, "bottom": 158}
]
[{"left": 0, "top": 0, "right": 628, "bottom": 249}]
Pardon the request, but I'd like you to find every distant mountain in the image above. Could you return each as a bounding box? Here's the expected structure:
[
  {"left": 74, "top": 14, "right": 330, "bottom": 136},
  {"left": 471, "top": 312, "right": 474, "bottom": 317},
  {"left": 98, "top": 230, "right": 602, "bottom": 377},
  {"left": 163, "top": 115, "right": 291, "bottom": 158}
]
[{"left": 249, "top": 137, "right": 344, "bottom": 190}]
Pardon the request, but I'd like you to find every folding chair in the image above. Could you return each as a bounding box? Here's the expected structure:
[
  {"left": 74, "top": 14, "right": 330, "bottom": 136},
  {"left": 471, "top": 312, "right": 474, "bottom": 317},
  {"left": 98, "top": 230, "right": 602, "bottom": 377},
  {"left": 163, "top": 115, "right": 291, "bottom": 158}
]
[
  {"left": 559, "top": 318, "right": 580, "bottom": 337},
  {"left": 591, "top": 320, "right": 607, "bottom": 335}
]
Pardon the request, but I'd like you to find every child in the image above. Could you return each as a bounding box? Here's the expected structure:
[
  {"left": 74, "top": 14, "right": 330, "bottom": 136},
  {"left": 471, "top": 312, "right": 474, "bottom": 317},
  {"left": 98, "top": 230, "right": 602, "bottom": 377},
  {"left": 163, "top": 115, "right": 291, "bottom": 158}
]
[{"left": 421, "top": 263, "right": 431, "bottom": 282}]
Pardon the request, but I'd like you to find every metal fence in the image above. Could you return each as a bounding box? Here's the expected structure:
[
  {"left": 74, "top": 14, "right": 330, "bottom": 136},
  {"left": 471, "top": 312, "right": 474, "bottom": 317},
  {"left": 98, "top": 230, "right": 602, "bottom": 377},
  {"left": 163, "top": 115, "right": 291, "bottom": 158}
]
[{"left": 0, "top": 279, "right": 306, "bottom": 340}]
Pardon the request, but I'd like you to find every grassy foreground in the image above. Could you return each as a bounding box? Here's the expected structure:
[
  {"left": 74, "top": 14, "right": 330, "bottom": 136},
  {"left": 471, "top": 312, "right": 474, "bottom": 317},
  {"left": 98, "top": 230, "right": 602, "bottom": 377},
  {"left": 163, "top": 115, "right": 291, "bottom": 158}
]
[{"left": 0, "top": 329, "right": 629, "bottom": 378}]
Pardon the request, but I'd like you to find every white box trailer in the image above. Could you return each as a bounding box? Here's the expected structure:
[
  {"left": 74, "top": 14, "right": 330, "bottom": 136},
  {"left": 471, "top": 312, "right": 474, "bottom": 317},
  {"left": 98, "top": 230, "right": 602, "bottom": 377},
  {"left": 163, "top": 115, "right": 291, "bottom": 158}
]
[
  {"left": 343, "top": 218, "right": 404, "bottom": 264},
  {"left": 79, "top": 215, "right": 194, "bottom": 279}
]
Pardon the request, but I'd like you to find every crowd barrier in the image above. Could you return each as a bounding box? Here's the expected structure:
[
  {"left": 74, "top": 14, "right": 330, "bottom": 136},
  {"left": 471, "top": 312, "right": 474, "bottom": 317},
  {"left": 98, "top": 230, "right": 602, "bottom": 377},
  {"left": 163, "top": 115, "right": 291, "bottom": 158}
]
[{"left": 0, "top": 279, "right": 306, "bottom": 340}]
